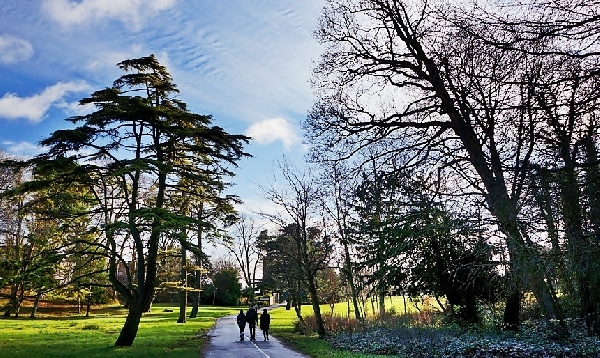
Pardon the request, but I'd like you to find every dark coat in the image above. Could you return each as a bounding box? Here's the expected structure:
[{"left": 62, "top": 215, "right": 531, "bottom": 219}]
[
  {"left": 259, "top": 312, "right": 271, "bottom": 330},
  {"left": 237, "top": 312, "right": 246, "bottom": 328},
  {"left": 246, "top": 308, "right": 258, "bottom": 327}
]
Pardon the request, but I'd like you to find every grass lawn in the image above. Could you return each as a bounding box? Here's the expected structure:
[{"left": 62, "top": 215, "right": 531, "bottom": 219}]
[{"left": 0, "top": 303, "right": 241, "bottom": 358}]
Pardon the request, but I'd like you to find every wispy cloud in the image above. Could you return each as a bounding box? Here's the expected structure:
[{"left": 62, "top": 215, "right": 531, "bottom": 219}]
[
  {"left": 42, "top": 0, "right": 176, "bottom": 29},
  {"left": 155, "top": 2, "right": 323, "bottom": 123},
  {"left": 2, "top": 141, "right": 46, "bottom": 157},
  {"left": 0, "top": 34, "right": 33, "bottom": 64},
  {"left": 245, "top": 117, "right": 302, "bottom": 150},
  {"left": 56, "top": 100, "right": 95, "bottom": 116},
  {"left": 0, "top": 81, "right": 91, "bottom": 122}
]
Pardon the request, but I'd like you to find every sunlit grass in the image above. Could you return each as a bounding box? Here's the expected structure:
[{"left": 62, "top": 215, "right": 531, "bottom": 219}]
[
  {"left": 0, "top": 303, "right": 241, "bottom": 358},
  {"left": 268, "top": 296, "right": 439, "bottom": 358},
  {"left": 326, "top": 296, "right": 441, "bottom": 318}
]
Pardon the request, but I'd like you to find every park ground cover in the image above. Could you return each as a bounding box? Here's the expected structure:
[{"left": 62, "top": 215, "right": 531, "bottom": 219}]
[
  {"left": 0, "top": 302, "right": 240, "bottom": 358},
  {"left": 268, "top": 297, "right": 422, "bottom": 358},
  {"left": 269, "top": 297, "right": 600, "bottom": 358}
]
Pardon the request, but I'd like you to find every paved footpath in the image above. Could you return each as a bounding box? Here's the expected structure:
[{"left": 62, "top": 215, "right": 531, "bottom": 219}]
[{"left": 201, "top": 306, "right": 310, "bottom": 358}]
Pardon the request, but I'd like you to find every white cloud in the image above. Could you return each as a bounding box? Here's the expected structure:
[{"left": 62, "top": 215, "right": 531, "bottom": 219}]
[
  {"left": 56, "top": 100, "right": 95, "bottom": 116},
  {"left": 2, "top": 141, "right": 46, "bottom": 157},
  {"left": 245, "top": 118, "right": 302, "bottom": 150},
  {"left": 0, "top": 34, "right": 33, "bottom": 64},
  {"left": 0, "top": 81, "right": 91, "bottom": 122},
  {"left": 84, "top": 44, "right": 147, "bottom": 72},
  {"left": 42, "top": 0, "right": 176, "bottom": 28}
]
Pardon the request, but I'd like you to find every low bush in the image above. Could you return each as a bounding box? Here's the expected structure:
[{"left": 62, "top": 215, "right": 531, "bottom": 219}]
[{"left": 81, "top": 324, "right": 100, "bottom": 330}]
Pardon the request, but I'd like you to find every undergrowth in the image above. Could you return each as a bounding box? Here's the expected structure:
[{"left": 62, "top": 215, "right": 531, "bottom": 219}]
[{"left": 293, "top": 307, "right": 600, "bottom": 357}]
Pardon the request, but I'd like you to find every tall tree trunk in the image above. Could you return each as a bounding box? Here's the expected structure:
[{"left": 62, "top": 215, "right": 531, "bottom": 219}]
[
  {"left": 330, "top": 162, "right": 362, "bottom": 323},
  {"left": 371, "top": 296, "right": 376, "bottom": 316},
  {"left": 378, "top": 288, "right": 386, "bottom": 318},
  {"left": 496, "top": 202, "right": 566, "bottom": 336},
  {"left": 86, "top": 295, "right": 91, "bottom": 317},
  {"left": 583, "top": 134, "right": 600, "bottom": 335},
  {"left": 560, "top": 168, "right": 589, "bottom": 300},
  {"left": 341, "top": 239, "right": 362, "bottom": 322},
  {"left": 534, "top": 173, "right": 575, "bottom": 295},
  {"left": 115, "top": 299, "right": 144, "bottom": 346},
  {"left": 291, "top": 294, "right": 304, "bottom": 324},
  {"left": 503, "top": 274, "right": 521, "bottom": 330},
  {"left": 189, "top": 208, "right": 203, "bottom": 319},
  {"left": 189, "top": 283, "right": 199, "bottom": 318},
  {"left": 555, "top": 155, "right": 595, "bottom": 336},
  {"left": 307, "top": 274, "right": 326, "bottom": 337},
  {"left": 30, "top": 291, "right": 42, "bottom": 319},
  {"left": 534, "top": 84, "right": 592, "bottom": 337},
  {"left": 177, "top": 244, "right": 187, "bottom": 323},
  {"left": 15, "top": 284, "right": 24, "bottom": 318},
  {"left": 4, "top": 284, "right": 18, "bottom": 316}
]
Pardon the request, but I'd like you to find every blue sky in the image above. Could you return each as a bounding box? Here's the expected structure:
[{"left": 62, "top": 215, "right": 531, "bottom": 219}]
[{"left": 0, "top": 0, "right": 325, "bottom": 217}]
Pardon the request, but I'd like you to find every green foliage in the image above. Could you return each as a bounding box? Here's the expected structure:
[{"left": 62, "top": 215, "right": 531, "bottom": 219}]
[
  {"left": 212, "top": 268, "right": 242, "bottom": 306},
  {"left": 352, "top": 169, "right": 501, "bottom": 323}
]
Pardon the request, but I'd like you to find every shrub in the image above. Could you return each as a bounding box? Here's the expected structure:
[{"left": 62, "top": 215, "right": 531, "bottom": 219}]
[
  {"left": 82, "top": 324, "right": 100, "bottom": 330},
  {"left": 293, "top": 318, "right": 315, "bottom": 335}
]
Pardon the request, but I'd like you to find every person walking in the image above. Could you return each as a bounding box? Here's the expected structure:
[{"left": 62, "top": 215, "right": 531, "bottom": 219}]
[
  {"left": 260, "top": 308, "right": 271, "bottom": 341},
  {"left": 246, "top": 305, "right": 258, "bottom": 341},
  {"left": 236, "top": 309, "right": 246, "bottom": 341}
]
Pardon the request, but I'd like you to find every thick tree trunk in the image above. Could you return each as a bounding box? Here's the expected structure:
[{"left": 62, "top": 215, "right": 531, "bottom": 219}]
[
  {"left": 560, "top": 167, "right": 591, "bottom": 310},
  {"left": 534, "top": 86, "right": 594, "bottom": 336},
  {"left": 307, "top": 274, "right": 326, "bottom": 337},
  {"left": 189, "top": 286, "right": 199, "bottom": 318},
  {"left": 583, "top": 135, "right": 600, "bottom": 335},
  {"left": 452, "top": 114, "right": 566, "bottom": 334},
  {"left": 462, "top": 295, "right": 478, "bottom": 324},
  {"left": 503, "top": 275, "right": 521, "bottom": 330},
  {"left": 4, "top": 284, "right": 18, "bottom": 316},
  {"left": 86, "top": 298, "right": 91, "bottom": 317},
  {"left": 30, "top": 292, "right": 42, "bottom": 319},
  {"left": 497, "top": 203, "right": 566, "bottom": 336},
  {"left": 378, "top": 289, "right": 386, "bottom": 318},
  {"left": 15, "top": 284, "right": 24, "bottom": 318},
  {"left": 291, "top": 295, "right": 304, "bottom": 323},
  {"left": 115, "top": 300, "right": 144, "bottom": 346}
]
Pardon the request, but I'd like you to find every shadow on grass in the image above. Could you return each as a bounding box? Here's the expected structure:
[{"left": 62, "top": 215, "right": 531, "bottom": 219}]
[{"left": 1, "top": 304, "right": 240, "bottom": 322}]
